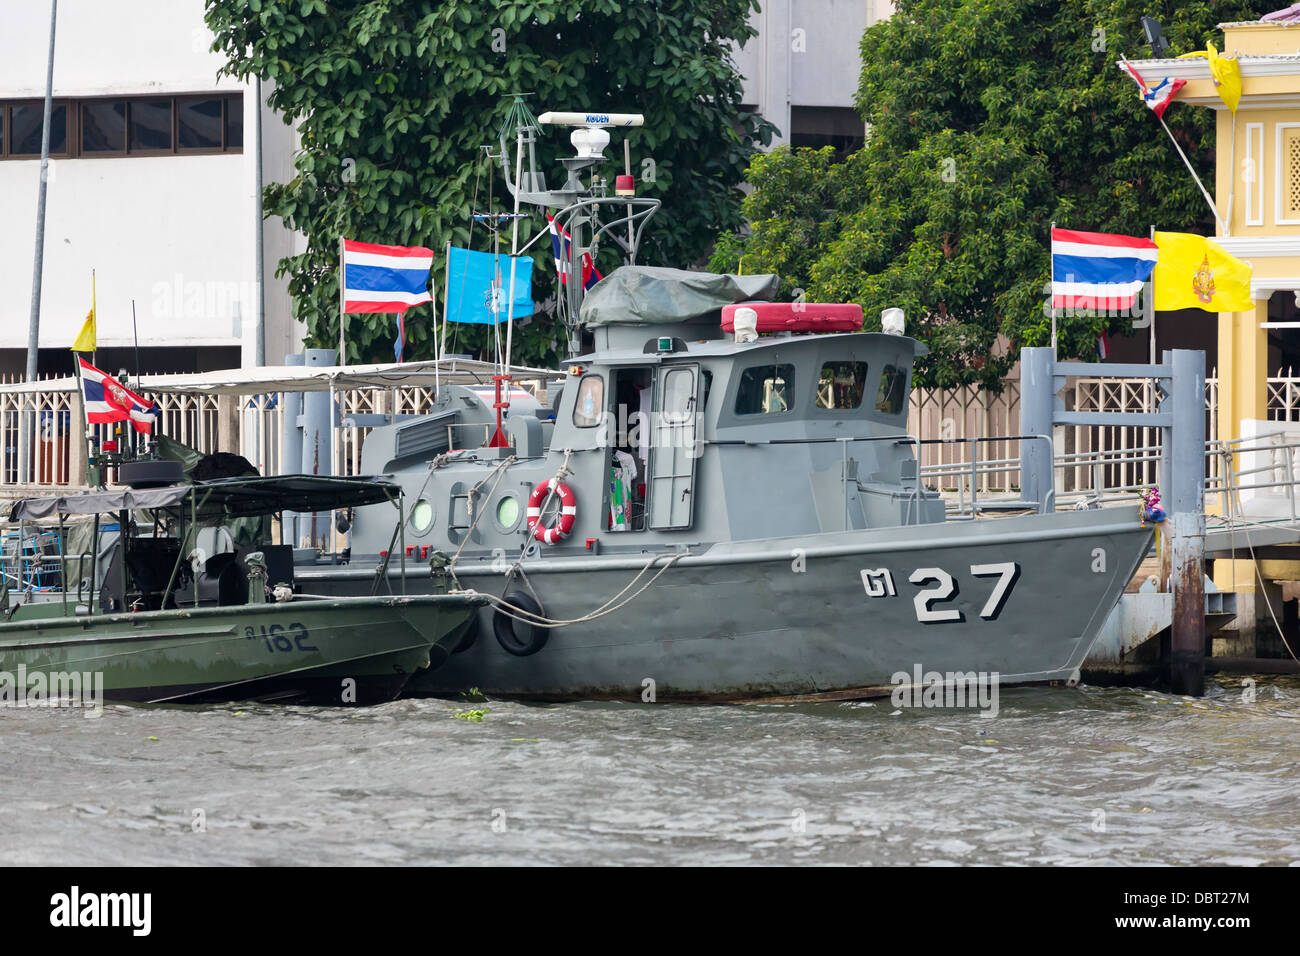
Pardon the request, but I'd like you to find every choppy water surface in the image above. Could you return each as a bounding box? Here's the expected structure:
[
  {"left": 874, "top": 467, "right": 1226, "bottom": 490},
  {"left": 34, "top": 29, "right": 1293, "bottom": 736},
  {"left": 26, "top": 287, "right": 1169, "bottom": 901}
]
[{"left": 1, "top": 677, "right": 1297, "bottom": 866}]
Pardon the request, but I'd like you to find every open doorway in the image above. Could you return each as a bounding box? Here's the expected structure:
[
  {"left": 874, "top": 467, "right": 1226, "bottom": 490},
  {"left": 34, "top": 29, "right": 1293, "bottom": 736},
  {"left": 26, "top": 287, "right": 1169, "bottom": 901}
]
[{"left": 607, "top": 367, "right": 653, "bottom": 531}]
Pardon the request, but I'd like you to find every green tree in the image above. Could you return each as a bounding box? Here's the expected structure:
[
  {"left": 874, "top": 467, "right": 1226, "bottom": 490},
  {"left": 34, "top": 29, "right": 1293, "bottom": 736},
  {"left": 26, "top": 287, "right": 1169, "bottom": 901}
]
[
  {"left": 205, "top": 0, "right": 772, "bottom": 365},
  {"left": 712, "top": 0, "right": 1274, "bottom": 389}
]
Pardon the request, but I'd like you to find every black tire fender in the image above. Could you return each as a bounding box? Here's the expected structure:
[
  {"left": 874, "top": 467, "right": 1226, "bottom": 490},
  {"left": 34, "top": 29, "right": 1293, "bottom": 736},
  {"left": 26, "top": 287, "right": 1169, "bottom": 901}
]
[{"left": 493, "top": 590, "right": 550, "bottom": 656}]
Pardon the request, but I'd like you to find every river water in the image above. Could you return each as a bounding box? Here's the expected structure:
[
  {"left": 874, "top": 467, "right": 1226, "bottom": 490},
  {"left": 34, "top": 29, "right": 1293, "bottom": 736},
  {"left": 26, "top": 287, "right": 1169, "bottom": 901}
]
[{"left": 1, "top": 676, "right": 1297, "bottom": 866}]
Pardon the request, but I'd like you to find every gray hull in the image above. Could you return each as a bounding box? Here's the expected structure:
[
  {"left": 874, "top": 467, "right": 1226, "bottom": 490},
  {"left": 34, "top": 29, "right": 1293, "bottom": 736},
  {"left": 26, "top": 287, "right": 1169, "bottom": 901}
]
[{"left": 299, "top": 507, "right": 1152, "bottom": 701}]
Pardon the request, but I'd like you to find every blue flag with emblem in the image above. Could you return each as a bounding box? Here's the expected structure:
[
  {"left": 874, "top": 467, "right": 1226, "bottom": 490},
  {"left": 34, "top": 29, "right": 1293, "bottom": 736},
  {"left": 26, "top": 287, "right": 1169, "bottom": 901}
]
[{"left": 445, "top": 247, "right": 534, "bottom": 324}]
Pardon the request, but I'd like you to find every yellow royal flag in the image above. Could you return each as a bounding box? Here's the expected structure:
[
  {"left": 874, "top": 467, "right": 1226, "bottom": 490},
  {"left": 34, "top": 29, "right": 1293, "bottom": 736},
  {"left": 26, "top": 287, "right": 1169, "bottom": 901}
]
[
  {"left": 71, "top": 273, "right": 96, "bottom": 352},
  {"left": 1153, "top": 231, "right": 1253, "bottom": 313},
  {"left": 1178, "top": 42, "right": 1241, "bottom": 113},
  {"left": 70, "top": 306, "right": 95, "bottom": 352},
  {"left": 1208, "top": 43, "right": 1242, "bottom": 114}
]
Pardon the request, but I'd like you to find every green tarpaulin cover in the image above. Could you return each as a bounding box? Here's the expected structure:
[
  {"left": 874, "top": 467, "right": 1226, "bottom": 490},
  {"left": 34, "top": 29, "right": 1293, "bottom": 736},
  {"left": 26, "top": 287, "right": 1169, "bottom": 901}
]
[{"left": 579, "top": 267, "right": 779, "bottom": 327}]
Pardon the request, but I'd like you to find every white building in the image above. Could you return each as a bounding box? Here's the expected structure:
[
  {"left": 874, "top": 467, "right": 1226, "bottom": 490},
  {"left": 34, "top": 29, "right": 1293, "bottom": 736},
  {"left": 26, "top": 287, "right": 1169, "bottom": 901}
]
[
  {"left": 734, "top": 0, "right": 891, "bottom": 151},
  {"left": 0, "top": 0, "right": 883, "bottom": 383},
  {"left": 0, "top": 0, "right": 302, "bottom": 378}
]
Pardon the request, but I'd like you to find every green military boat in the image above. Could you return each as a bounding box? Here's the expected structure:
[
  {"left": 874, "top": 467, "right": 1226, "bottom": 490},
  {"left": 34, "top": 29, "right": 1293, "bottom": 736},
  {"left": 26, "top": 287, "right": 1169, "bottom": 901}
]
[{"left": 2, "top": 474, "right": 485, "bottom": 705}]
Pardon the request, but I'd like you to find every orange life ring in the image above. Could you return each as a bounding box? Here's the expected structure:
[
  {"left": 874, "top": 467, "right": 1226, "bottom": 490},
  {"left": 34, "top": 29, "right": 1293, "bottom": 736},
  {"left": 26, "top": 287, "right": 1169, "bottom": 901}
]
[{"left": 527, "top": 479, "right": 577, "bottom": 544}]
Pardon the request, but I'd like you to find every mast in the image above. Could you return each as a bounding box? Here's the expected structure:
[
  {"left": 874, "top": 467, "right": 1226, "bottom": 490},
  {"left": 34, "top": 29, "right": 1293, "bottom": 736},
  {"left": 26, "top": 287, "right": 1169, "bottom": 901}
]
[{"left": 493, "top": 103, "right": 662, "bottom": 355}]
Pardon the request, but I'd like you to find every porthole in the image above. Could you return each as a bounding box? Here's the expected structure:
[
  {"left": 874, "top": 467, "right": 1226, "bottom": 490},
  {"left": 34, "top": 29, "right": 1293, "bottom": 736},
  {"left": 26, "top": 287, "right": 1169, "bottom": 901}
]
[
  {"left": 495, "top": 494, "right": 522, "bottom": 533},
  {"left": 410, "top": 498, "right": 435, "bottom": 535}
]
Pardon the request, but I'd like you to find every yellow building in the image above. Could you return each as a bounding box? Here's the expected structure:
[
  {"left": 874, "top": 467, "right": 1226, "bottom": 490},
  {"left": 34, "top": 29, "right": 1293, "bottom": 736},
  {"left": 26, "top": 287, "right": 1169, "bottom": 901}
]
[
  {"left": 1129, "top": 14, "right": 1300, "bottom": 443},
  {"left": 1130, "top": 14, "right": 1300, "bottom": 652}
]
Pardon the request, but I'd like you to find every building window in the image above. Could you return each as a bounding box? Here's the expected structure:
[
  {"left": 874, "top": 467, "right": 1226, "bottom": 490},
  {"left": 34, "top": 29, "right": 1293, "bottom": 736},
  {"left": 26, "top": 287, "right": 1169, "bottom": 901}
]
[
  {"left": 130, "top": 99, "right": 173, "bottom": 151},
  {"left": 789, "top": 106, "right": 865, "bottom": 158},
  {"left": 0, "top": 94, "right": 242, "bottom": 159},
  {"left": 7, "top": 102, "right": 68, "bottom": 156},
  {"left": 816, "top": 361, "right": 868, "bottom": 410},
  {"left": 177, "top": 96, "right": 224, "bottom": 150},
  {"left": 1275, "top": 123, "right": 1300, "bottom": 225},
  {"left": 81, "top": 100, "right": 126, "bottom": 153},
  {"left": 735, "top": 363, "right": 796, "bottom": 415}
]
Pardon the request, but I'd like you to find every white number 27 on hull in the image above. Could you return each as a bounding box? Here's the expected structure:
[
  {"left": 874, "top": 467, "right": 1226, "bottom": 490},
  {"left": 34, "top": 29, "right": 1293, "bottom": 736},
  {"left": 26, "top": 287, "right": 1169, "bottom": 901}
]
[{"left": 862, "top": 562, "right": 1020, "bottom": 624}]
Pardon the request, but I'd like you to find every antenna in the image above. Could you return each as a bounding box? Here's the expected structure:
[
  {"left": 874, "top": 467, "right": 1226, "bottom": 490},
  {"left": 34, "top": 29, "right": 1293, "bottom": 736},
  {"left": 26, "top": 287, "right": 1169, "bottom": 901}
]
[{"left": 491, "top": 99, "right": 661, "bottom": 355}]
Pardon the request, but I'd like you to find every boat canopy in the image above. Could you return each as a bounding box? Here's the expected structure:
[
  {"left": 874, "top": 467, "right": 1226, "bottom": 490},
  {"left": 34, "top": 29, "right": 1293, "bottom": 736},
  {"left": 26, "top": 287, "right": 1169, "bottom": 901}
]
[
  {"left": 9, "top": 475, "right": 402, "bottom": 521},
  {"left": 0, "top": 356, "right": 554, "bottom": 396},
  {"left": 578, "top": 266, "right": 779, "bottom": 327}
]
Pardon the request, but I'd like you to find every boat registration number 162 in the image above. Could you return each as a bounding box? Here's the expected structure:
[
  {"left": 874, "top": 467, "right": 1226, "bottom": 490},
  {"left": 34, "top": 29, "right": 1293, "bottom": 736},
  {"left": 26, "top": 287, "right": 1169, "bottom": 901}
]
[
  {"left": 244, "top": 622, "right": 318, "bottom": 653},
  {"left": 860, "top": 562, "right": 1021, "bottom": 624}
]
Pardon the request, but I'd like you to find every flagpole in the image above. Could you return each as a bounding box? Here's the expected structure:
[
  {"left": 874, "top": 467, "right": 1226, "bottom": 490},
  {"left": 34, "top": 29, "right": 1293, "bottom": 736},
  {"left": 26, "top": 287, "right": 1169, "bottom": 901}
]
[
  {"left": 1147, "top": 223, "right": 1157, "bottom": 364},
  {"left": 72, "top": 354, "right": 89, "bottom": 487},
  {"left": 1225, "top": 111, "right": 1237, "bottom": 237},
  {"left": 504, "top": 129, "right": 524, "bottom": 373},
  {"left": 1050, "top": 220, "right": 1057, "bottom": 357},
  {"left": 338, "top": 233, "right": 346, "bottom": 366},
  {"left": 1157, "top": 114, "right": 1227, "bottom": 234},
  {"left": 440, "top": 240, "right": 451, "bottom": 396},
  {"left": 91, "top": 269, "right": 96, "bottom": 368}
]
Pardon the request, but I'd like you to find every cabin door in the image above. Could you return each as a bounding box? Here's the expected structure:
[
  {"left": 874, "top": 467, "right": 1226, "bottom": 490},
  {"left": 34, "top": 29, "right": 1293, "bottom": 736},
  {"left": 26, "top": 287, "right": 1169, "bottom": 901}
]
[{"left": 647, "top": 364, "right": 699, "bottom": 530}]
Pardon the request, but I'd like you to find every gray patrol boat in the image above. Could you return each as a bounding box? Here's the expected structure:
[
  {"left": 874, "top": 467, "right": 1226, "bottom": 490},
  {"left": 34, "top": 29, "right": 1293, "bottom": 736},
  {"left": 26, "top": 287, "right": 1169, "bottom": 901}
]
[{"left": 295, "top": 107, "right": 1154, "bottom": 701}]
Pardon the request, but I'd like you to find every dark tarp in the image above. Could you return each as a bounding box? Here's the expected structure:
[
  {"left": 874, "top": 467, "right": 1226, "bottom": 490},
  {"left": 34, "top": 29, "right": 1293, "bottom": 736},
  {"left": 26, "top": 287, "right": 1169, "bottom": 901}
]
[
  {"left": 155, "top": 434, "right": 264, "bottom": 545},
  {"left": 10, "top": 476, "right": 401, "bottom": 522},
  {"left": 157, "top": 433, "right": 258, "bottom": 482},
  {"left": 579, "top": 266, "right": 780, "bottom": 327}
]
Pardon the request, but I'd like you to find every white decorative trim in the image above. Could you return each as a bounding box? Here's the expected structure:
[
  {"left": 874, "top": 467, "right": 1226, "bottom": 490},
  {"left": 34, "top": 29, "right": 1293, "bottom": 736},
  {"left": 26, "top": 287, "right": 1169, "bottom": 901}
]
[
  {"left": 1247, "top": 122, "right": 1264, "bottom": 226},
  {"left": 1118, "top": 56, "right": 1300, "bottom": 81},
  {"left": 1251, "top": 276, "right": 1300, "bottom": 299},
  {"left": 1276, "top": 123, "right": 1300, "bottom": 226},
  {"left": 1213, "top": 236, "right": 1300, "bottom": 257}
]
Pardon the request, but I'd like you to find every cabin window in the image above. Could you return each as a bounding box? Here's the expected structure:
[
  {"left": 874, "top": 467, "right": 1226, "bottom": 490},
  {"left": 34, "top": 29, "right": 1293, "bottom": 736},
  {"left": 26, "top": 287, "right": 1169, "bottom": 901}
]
[
  {"left": 495, "top": 494, "right": 522, "bottom": 532},
  {"left": 876, "top": 365, "right": 908, "bottom": 415},
  {"left": 816, "top": 361, "right": 868, "bottom": 410},
  {"left": 735, "top": 363, "right": 796, "bottom": 416},
  {"left": 572, "top": 374, "right": 605, "bottom": 428},
  {"left": 410, "top": 498, "right": 435, "bottom": 534}
]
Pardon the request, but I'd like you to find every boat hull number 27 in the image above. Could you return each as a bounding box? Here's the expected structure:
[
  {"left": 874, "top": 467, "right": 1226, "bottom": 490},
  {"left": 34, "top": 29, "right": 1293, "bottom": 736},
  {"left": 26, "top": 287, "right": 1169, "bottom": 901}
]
[{"left": 860, "top": 563, "right": 1021, "bottom": 624}]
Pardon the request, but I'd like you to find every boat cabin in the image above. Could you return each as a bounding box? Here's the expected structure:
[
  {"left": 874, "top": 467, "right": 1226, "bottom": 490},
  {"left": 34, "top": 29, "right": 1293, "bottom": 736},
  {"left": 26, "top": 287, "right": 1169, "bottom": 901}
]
[{"left": 350, "top": 269, "right": 945, "bottom": 564}]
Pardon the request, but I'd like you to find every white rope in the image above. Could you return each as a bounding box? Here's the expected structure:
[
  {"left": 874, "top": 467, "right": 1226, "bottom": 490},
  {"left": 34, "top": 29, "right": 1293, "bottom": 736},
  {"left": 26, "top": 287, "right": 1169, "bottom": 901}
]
[
  {"left": 485, "top": 549, "right": 688, "bottom": 628},
  {"left": 448, "top": 455, "right": 517, "bottom": 570}
]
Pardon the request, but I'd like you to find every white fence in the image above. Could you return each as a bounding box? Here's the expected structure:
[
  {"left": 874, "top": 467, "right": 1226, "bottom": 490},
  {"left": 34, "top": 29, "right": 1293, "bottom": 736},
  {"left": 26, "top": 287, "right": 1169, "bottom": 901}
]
[
  {"left": 0, "top": 366, "right": 1292, "bottom": 502},
  {"left": 908, "top": 371, "right": 1224, "bottom": 496}
]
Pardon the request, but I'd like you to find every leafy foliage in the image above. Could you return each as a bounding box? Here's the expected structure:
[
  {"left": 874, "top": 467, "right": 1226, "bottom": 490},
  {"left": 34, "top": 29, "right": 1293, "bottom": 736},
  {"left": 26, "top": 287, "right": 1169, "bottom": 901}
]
[
  {"left": 205, "top": 0, "right": 772, "bottom": 365},
  {"left": 711, "top": 0, "right": 1275, "bottom": 388}
]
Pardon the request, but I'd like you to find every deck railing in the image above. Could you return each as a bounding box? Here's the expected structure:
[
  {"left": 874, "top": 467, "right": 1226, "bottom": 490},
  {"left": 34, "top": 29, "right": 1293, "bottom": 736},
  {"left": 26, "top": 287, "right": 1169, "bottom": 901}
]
[{"left": 5, "top": 366, "right": 1300, "bottom": 506}]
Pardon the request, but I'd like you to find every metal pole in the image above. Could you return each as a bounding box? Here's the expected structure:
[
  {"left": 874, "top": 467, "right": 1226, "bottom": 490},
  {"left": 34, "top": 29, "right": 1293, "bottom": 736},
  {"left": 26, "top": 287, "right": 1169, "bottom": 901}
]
[
  {"left": 26, "top": 0, "right": 57, "bottom": 383},
  {"left": 1018, "top": 347, "right": 1055, "bottom": 509},
  {"left": 504, "top": 129, "right": 524, "bottom": 370},
  {"left": 1165, "top": 348, "right": 1207, "bottom": 696},
  {"left": 338, "top": 233, "right": 347, "bottom": 365},
  {"left": 253, "top": 74, "right": 266, "bottom": 367},
  {"left": 1147, "top": 224, "right": 1156, "bottom": 364},
  {"left": 21, "top": 0, "right": 58, "bottom": 488},
  {"left": 1049, "top": 221, "right": 1057, "bottom": 356}
]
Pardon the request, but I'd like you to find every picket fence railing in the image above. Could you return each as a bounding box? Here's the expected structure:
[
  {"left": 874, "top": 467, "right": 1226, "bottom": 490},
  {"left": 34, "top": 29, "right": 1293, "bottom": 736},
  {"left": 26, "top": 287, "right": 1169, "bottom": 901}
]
[{"left": 0, "top": 364, "right": 1280, "bottom": 503}]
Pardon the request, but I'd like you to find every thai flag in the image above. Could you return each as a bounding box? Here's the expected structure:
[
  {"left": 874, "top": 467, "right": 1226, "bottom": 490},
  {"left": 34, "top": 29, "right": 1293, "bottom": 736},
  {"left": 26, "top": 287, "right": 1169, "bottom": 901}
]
[
  {"left": 1096, "top": 331, "right": 1110, "bottom": 361},
  {"left": 342, "top": 239, "right": 434, "bottom": 313},
  {"left": 1051, "top": 227, "right": 1158, "bottom": 313},
  {"left": 1119, "top": 59, "right": 1186, "bottom": 120},
  {"left": 547, "top": 214, "right": 602, "bottom": 291},
  {"left": 78, "top": 357, "right": 159, "bottom": 434}
]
